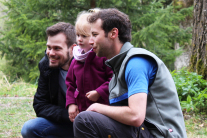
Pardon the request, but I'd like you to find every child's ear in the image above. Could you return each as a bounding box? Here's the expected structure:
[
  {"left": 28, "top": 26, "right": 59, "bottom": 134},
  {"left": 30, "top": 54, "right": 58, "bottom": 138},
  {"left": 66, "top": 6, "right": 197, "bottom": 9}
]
[
  {"left": 110, "top": 28, "right": 119, "bottom": 39},
  {"left": 71, "top": 44, "right": 77, "bottom": 51},
  {"left": 69, "top": 44, "right": 76, "bottom": 58}
]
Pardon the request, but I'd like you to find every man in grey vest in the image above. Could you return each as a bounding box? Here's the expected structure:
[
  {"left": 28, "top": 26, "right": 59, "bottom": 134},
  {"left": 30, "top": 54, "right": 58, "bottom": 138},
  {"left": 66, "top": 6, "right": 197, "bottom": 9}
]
[{"left": 73, "top": 8, "right": 187, "bottom": 138}]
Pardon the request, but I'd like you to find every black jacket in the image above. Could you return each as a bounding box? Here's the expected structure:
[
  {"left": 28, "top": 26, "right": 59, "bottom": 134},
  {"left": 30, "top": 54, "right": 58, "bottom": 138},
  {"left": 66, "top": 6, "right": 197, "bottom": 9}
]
[{"left": 33, "top": 54, "right": 70, "bottom": 123}]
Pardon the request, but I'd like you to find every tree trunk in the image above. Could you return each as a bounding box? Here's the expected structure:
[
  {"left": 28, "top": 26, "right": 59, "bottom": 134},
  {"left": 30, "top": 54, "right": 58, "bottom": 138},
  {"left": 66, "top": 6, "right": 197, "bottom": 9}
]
[
  {"left": 90, "top": 0, "right": 96, "bottom": 8},
  {"left": 189, "top": 0, "right": 207, "bottom": 80}
]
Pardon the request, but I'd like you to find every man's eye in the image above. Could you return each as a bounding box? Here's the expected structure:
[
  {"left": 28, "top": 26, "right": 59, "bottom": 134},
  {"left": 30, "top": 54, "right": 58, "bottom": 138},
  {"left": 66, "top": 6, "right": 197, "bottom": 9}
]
[{"left": 93, "top": 34, "right": 97, "bottom": 37}]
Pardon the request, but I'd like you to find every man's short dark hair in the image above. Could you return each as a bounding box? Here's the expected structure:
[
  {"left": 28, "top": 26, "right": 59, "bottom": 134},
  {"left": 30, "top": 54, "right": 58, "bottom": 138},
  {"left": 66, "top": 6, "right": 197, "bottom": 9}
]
[
  {"left": 46, "top": 22, "right": 76, "bottom": 48},
  {"left": 88, "top": 8, "right": 132, "bottom": 43}
]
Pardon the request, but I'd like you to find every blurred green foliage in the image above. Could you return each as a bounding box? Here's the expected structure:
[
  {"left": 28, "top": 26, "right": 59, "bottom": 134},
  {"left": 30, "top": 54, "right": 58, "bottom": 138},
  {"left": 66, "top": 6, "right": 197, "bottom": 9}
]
[{"left": 0, "top": 0, "right": 193, "bottom": 82}]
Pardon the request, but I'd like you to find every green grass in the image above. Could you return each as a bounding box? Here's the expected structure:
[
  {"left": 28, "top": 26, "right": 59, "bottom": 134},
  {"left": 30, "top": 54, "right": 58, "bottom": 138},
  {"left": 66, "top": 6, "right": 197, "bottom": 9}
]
[
  {"left": 0, "top": 57, "right": 37, "bottom": 137},
  {"left": 0, "top": 98, "right": 206, "bottom": 138},
  {"left": 0, "top": 98, "right": 35, "bottom": 138},
  {"left": 185, "top": 113, "right": 207, "bottom": 138}
]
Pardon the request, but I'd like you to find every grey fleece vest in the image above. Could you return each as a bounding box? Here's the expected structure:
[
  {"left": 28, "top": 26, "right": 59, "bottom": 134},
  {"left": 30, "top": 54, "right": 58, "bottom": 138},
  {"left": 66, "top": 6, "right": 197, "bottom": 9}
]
[{"left": 105, "top": 42, "right": 187, "bottom": 138}]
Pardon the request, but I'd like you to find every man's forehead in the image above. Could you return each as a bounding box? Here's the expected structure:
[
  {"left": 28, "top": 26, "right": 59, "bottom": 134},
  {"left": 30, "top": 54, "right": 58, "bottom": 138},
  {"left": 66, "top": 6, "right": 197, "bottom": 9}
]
[
  {"left": 91, "top": 19, "right": 103, "bottom": 31},
  {"left": 47, "top": 33, "right": 67, "bottom": 40},
  {"left": 46, "top": 39, "right": 66, "bottom": 47},
  {"left": 94, "top": 19, "right": 102, "bottom": 26}
]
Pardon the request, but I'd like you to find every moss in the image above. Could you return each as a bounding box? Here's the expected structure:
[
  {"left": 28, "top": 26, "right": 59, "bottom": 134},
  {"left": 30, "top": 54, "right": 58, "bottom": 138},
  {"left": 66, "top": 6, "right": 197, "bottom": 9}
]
[
  {"left": 206, "top": 44, "right": 207, "bottom": 52},
  {"left": 195, "top": 59, "right": 207, "bottom": 80},
  {"left": 196, "top": 59, "right": 203, "bottom": 74},
  {"left": 202, "top": 64, "right": 207, "bottom": 79},
  {"left": 189, "top": 54, "right": 197, "bottom": 72},
  {"left": 189, "top": 47, "right": 207, "bottom": 80},
  {"left": 201, "top": 59, "right": 207, "bottom": 80}
]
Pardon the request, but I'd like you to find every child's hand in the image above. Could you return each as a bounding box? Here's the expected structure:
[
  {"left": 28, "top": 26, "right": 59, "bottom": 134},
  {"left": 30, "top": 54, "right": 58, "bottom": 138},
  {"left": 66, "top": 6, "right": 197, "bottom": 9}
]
[
  {"left": 86, "top": 90, "right": 100, "bottom": 102},
  {"left": 68, "top": 104, "right": 79, "bottom": 122}
]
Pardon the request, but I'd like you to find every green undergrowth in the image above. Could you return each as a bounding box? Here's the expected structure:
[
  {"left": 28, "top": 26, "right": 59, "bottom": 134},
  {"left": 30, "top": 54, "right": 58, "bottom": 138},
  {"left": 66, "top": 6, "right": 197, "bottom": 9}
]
[{"left": 171, "top": 68, "right": 207, "bottom": 114}]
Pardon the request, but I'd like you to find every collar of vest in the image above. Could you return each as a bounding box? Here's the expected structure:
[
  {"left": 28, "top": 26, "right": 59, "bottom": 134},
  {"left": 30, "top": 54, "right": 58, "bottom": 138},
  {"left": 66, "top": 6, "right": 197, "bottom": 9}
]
[{"left": 105, "top": 42, "right": 133, "bottom": 72}]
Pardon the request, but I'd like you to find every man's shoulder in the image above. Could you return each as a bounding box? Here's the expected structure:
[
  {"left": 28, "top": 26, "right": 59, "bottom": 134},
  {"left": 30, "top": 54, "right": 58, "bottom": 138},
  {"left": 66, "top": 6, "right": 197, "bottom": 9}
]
[
  {"left": 128, "top": 47, "right": 150, "bottom": 55},
  {"left": 39, "top": 55, "right": 48, "bottom": 66},
  {"left": 38, "top": 55, "right": 57, "bottom": 76}
]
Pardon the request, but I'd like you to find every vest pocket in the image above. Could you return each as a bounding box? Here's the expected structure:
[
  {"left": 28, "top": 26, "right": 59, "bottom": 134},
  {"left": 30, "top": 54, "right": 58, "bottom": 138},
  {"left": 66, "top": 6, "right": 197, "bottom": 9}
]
[
  {"left": 137, "top": 123, "right": 156, "bottom": 138},
  {"left": 144, "top": 119, "right": 164, "bottom": 138}
]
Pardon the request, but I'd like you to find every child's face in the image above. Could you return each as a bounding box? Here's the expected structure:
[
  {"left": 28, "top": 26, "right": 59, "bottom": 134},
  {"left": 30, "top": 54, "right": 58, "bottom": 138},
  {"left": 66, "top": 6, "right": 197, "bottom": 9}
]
[{"left": 76, "top": 31, "right": 92, "bottom": 53}]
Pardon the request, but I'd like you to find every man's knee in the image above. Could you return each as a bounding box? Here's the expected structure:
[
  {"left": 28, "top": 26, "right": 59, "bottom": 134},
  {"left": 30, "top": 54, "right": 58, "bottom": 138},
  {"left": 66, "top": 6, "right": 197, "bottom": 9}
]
[
  {"left": 74, "top": 111, "right": 100, "bottom": 138},
  {"left": 74, "top": 111, "right": 100, "bottom": 132},
  {"left": 21, "top": 119, "right": 37, "bottom": 137},
  {"left": 74, "top": 111, "right": 94, "bottom": 125},
  {"left": 21, "top": 117, "right": 47, "bottom": 138},
  {"left": 74, "top": 111, "right": 90, "bottom": 127}
]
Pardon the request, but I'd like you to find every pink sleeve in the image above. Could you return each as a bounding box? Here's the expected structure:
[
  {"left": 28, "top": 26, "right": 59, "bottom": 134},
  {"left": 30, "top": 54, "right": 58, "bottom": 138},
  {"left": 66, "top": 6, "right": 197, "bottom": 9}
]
[
  {"left": 65, "top": 59, "right": 77, "bottom": 108},
  {"left": 96, "top": 60, "right": 113, "bottom": 102}
]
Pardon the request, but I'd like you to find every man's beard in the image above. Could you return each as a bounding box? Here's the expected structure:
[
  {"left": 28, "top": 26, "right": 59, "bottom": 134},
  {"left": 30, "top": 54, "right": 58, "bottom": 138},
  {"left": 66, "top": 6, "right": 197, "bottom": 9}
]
[
  {"left": 97, "top": 45, "right": 111, "bottom": 59},
  {"left": 48, "top": 52, "right": 70, "bottom": 69}
]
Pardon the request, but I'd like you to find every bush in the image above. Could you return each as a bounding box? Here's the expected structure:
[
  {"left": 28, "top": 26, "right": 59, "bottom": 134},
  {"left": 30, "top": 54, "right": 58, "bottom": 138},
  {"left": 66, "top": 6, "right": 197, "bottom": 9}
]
[{"left": 171, "top": 68, "right": 207, "bottom": 114}]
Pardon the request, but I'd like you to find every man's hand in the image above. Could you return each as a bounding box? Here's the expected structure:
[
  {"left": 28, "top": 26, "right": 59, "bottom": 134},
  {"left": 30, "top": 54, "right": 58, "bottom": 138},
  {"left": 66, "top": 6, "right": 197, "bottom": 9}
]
[
  {"left": 68, "top": 104, "right": 79, "bottom": 122},
  {"left": 86, "top": 90, "right": 100, "bottom": 102},
  {"left": 86, "top": 103, "right": 100, "bottom": 112}
]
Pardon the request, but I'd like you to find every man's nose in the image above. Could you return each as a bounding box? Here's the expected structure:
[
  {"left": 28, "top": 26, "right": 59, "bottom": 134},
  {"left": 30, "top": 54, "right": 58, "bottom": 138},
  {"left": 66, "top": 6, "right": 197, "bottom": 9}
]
[
  {"left": 49, "top": 49, "right": 55, "bottom": 56},
  {"left": 89, "top": 36, "right": 94, "bottom": 45}
]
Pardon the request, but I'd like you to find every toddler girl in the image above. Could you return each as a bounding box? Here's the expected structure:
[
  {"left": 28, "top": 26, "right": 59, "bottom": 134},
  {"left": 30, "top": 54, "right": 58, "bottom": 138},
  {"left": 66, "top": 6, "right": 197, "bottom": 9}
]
[{"left": 65, "top": 11, "right": 113, "bottom": 122}]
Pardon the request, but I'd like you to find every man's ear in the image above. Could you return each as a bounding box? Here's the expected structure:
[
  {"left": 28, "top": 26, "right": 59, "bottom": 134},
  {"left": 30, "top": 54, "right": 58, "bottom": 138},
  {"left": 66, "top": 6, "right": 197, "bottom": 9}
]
[
  {"left": 69, "top": 43, "right": 76, "bottom": 58},
  {"left": 70, "top": 43, "right": 77, "bottom": 51},
  {"left": 110, "top": 28, "right": 119, "bottom": 39}
]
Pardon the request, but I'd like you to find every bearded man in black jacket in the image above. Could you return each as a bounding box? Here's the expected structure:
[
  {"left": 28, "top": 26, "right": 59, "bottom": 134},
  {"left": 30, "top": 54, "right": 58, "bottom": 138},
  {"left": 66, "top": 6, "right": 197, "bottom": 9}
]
[{"left": 21, "top": 22, "right": 76, "bottom": 138}]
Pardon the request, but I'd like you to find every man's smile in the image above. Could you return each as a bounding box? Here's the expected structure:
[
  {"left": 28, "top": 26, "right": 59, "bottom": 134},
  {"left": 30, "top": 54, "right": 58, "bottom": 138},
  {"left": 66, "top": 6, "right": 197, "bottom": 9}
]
[{"left": 49, "top": 57, "right": 59, "bottom": 63}]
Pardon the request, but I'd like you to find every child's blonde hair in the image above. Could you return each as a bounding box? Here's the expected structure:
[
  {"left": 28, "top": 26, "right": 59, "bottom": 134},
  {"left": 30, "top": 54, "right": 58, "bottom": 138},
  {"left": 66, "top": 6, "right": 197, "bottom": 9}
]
[{"left": 75, "top": 8, "right": 100, "bottom": 37}]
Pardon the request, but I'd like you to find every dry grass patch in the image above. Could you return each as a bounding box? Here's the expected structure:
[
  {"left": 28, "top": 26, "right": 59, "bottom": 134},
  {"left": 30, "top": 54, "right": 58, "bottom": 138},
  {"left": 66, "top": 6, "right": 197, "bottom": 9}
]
[{"left": 0, "top": 71, "right": 37, "bottom": 97}]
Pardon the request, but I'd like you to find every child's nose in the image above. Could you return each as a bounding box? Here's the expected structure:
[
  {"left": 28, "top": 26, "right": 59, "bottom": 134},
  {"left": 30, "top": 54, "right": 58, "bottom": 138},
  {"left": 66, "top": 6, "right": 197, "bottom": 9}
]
[{"left": 78, "top": 37, "right": 82, "bottom": 42}]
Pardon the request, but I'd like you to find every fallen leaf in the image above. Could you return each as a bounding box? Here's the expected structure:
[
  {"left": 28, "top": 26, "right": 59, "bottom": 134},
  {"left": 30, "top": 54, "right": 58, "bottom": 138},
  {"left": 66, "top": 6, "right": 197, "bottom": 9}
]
[{"left": 199, "top": 123, "right": 204, "bottom": 127}]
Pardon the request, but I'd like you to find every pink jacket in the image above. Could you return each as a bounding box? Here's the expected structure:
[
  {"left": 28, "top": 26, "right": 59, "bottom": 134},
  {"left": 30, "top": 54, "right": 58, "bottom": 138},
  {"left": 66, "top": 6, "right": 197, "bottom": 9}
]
[{"left": 65, "top": 51, "right": 113, "bottom": 112}]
